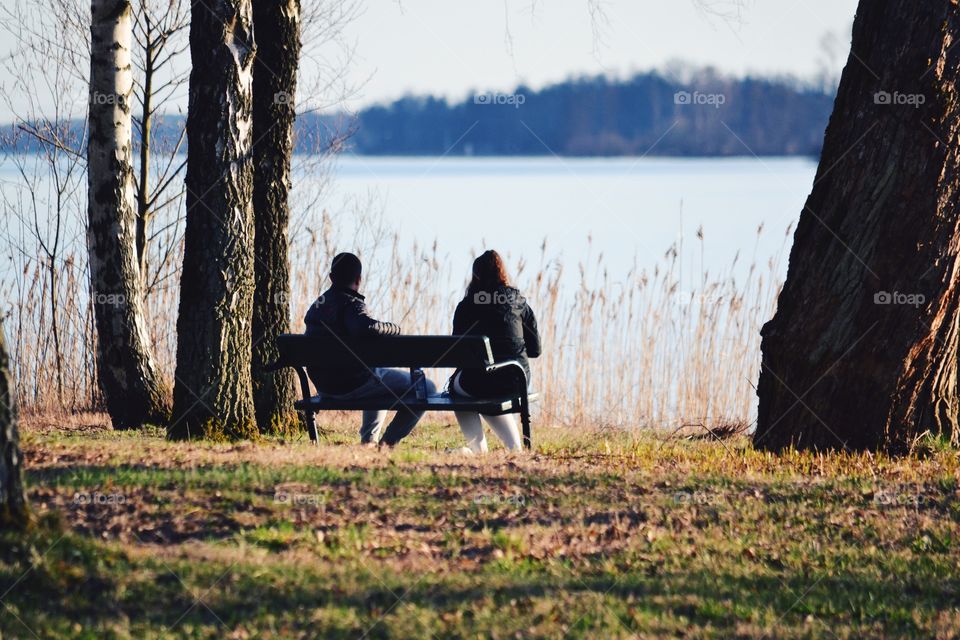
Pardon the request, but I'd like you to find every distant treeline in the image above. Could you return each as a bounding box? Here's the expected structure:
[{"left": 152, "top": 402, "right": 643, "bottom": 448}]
[
  {"left": 2, "top": 70, "right": 836, "bottom": 157},
  {"left": 334, "top": 71, "right": 835, "bottom": 157}
]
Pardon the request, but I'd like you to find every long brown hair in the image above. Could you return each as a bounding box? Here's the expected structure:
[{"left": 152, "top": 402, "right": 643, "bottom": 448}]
[{"left": 467, "top": 250, "right": 509, "bottom": 295}]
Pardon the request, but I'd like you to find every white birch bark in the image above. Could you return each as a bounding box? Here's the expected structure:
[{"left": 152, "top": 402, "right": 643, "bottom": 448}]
[{"left": 87, "top": 0, "right": 169, "bottom": 429}]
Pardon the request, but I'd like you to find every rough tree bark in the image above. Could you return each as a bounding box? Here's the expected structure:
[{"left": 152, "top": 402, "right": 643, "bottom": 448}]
[
  {"left": 0, "top": 319, "right": 27, "bottom": 529},
  {"left": 251, "top": 0, "right": 300, "bottom": 434},
  {"left": 755, "top": 1, "right": 960, "bottom": 452},
  {"left": 170, "top": 0, "right": 258, "bottom": 440},
  {"left": 87, "top": 0, "right": 170, "bottom": 430}
]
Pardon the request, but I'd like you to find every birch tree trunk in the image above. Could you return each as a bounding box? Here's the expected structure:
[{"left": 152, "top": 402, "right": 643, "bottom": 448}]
[
  {"left": 170, "top": 0, "right": 257, "bottom": 440},
  {"left": 87, "top": 0, "right": 170, "bottom": 430},
  {"left": 0, "top": 319, "right": 27, "bottom": 529},
  {"left": 755, "top": 1, "right": 960, "bottom": 452},
  {"left": 251, "top": 0, "right": 300, "bottom": 434}
]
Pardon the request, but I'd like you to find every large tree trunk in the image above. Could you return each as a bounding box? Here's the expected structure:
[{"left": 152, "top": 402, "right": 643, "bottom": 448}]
[
  {"left": 0, "top": 319, "right": 27, "bottom": 529},
  {"left": 755, "top": 1, "right": 960, "bottom": 452},
  {"left": 251, "top": 0, "right": 300, "bottom": 434},
  {"left": 170, "top": 0, "right": 257, "bottom": 440},
  {"left": 87, "top": 0, "right": 170, "bottom": 430}
]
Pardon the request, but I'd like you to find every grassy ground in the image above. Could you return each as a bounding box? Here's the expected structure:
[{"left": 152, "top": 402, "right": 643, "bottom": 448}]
[{"left": 2, "top": 414, "right": 959, "bottom": 639}]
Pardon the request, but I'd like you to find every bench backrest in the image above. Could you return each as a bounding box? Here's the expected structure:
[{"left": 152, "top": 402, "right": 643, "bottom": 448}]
[{"left": 273, "top": 334, "right": 495, "bottom": 370}]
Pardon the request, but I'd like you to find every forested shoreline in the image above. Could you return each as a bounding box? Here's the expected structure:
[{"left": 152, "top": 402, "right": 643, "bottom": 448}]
[{"left": 1, "top": 68, "right": 835, "bottom": 157}]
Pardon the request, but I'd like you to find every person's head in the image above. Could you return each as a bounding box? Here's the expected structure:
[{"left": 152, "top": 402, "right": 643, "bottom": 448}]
[
  {"left": 330, "top": 252, "right": 362, "bottom": 289},
  {"left": 468, "top": 250, "right": 509, "bottom": 294}
]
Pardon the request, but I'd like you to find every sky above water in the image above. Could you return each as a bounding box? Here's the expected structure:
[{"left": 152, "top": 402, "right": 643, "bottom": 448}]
[
  {"left": 339, "top": 0, "right": 860, "bottom": 108},
  {"left": 0, "top": 0, "right": 860, "bottom": 121}
]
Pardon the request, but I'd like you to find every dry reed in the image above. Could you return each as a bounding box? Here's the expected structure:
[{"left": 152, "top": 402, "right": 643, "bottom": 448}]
[{"left": 1, "top": 164, "right": 790, "bottom": 432}]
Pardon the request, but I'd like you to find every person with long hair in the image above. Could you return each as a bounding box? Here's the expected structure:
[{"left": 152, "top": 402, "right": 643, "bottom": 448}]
[{"left": 449, "top": 250, "right": 541, "bottom": 453}]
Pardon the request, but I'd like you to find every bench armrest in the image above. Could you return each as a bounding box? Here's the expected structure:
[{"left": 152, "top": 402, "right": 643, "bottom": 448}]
[{"left": 486, "top": 360, "right": 528, "bottom": 393}]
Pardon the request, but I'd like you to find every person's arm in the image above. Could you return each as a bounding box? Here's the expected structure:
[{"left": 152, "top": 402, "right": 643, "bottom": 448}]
[
  {"left": 522, "top": 304, "right": 542, "bottom": 358},
  {"left": 344, "top": 298, "right": 401, "bottom": 337}
]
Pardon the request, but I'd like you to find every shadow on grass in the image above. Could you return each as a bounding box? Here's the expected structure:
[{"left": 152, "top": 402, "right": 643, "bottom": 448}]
[{"left": 0, "top": 520, "right": 954, "bottom": 638}]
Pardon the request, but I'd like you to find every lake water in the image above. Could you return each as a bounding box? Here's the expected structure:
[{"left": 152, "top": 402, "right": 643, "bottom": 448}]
[
  {"left": 0, "top": 154, "right": 816, "bottom": 284},
  {"left": 316, "top": 155, "right": 815, "bottom": 285}
]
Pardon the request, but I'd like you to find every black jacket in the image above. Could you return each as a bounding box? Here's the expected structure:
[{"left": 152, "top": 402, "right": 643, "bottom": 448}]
[
  {"left": 452, "top": 285, "right": 541, "bottom": 396},
  {"left": 303, "top": 286, "right": 400, "bottom": 394}
]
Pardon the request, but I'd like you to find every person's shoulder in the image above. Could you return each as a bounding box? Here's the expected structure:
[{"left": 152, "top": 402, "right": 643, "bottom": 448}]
[
  {"left": 497, "top": 285, "right": 527, "bottom": 308},
  {"left": 345, "top": 293, "right": 368, "bottom": 314},
  {"left": 319, "top": 287, "right": 364, "bottom": 306},
  {"left": 307, "top": 288, "right": 333, "bottom": 308},
  {"left": 304, "top": 289, "right": 334, "bottom": 324}
]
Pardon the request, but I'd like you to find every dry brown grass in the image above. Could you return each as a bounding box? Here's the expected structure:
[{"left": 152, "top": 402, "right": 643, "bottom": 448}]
[
  {"left": 8, "top": 414, "right": 960, "bottom": 638},
  {"left": 4, "top": 194, "right": 790, "bottom": 432}
]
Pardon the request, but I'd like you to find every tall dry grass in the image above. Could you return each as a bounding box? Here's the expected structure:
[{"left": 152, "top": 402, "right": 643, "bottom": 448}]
[{"left": 1, "top": 161, "right": 790, "bottom": 432}]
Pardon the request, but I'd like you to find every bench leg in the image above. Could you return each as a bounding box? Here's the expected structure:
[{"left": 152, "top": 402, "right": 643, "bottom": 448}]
[
  {"left": 303, "top": 410, "right": 320, "bottom": 445},
  {"left": 520, "top": 402, "right": 532, "bottom": 450},
  {"left": 293, "top": 366, "right": 319, "bottom": 446}
]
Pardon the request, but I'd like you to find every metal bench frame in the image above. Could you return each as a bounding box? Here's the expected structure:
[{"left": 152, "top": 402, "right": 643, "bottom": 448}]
[{"left": 268, "top": 334, "right": 537, "bottom": 449}]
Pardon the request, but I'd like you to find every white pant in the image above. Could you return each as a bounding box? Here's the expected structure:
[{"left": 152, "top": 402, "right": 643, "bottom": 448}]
[{"left": 452, "top": 373, "right": 523, "bottom": 453}]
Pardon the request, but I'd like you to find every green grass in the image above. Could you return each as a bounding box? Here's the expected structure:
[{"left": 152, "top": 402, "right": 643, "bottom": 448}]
[{"left": 3, "top": 418, "right": 959, "bottom": 638}]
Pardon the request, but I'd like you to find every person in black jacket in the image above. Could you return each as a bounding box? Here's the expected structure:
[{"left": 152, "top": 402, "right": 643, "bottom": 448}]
[
  {"left": 304, "top": 253, "right": 436, "bottom": 447},
  {"left": 449, "top": 250, "right": 540, "bottom": 453}
]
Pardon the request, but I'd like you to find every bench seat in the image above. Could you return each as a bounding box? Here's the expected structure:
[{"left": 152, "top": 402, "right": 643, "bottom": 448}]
[
  {"left": 269, "top": 334, "right": 537, "bottom": 448},
  {"left": 294, "top": 392, "right": 539, "bottom": 415}
]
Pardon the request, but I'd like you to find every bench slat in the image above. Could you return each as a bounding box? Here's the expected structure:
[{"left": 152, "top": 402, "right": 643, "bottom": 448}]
[
  {"left": 275, "top": 334, "right": 495, "bottom": 370},
  {"left": 294, "top": 392, "right": 539, "bottom": 416}
]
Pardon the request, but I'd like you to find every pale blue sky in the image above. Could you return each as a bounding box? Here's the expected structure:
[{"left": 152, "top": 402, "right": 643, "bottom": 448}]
[
  {"left": 340, "top": 0, "right": 859, "bottom": 108},
  {"left": 0, "top": 0, "right": 860, "bottom": 121}
]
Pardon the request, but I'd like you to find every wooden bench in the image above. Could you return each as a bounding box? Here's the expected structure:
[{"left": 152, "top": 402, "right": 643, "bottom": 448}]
[{"left": 268, "top": 334, "right": 538, "bottom": 449}]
